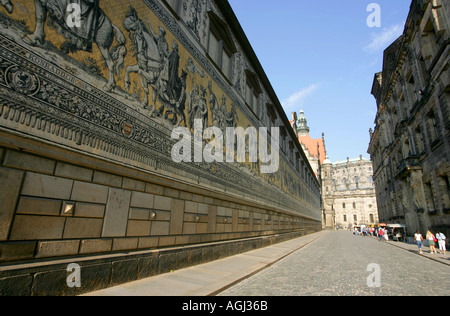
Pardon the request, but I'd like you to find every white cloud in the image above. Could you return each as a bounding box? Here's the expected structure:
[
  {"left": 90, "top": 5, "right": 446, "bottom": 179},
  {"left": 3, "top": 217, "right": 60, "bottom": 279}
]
[
  {"left": 281, "top": 84, "right": 320, "bottom": 112},
  {"left": 364, "top": 23, "right": 404, "bottom": 52}
]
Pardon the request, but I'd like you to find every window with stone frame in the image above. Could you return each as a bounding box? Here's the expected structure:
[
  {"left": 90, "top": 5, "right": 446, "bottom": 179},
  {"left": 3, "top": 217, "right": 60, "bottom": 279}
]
[
  {"left": 406, "top": 72, "right": 419, "bottom": 106},
  {"left": 421, "top": 18, "right": 439, "bottom": 63},
  {"left": 245, "top": 70, "right": 262, "bottom": 116},
  {"left": 424, "top": 181, "right": 437, "bottom": 213},
  {"left": 163, "top": 0, "right": 181, "bottom": 16},
  {"left": 414, "top": 126, "right": 425, "bottom": 154},
  {"left": 425, "top": 108, "right": 442, "bottom": 144},
  {"left": 207, "top": 11, "right": 237, "bottom": 81},
  {"left": 439, "top": 93, "right": 449, "bottom": 130},
  {"left": 438, "top": 176, "right": 450, "bottom": 211}
]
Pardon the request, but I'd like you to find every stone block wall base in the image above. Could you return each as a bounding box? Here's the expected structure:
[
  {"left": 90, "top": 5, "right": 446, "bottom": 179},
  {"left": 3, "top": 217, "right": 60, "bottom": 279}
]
[{"left": 0, "top": 229, "right": 319, "bottom": 296}]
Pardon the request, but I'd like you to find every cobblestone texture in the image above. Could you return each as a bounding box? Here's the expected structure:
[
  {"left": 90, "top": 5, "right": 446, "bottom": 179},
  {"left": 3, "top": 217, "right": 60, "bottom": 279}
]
[{"left": 220, "top": 231, "right": 450, "bottom": 296}]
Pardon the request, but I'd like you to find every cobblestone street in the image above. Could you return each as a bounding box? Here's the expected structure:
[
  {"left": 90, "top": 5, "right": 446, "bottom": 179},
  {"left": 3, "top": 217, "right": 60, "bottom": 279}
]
[{"left": 220, "top": 231, "right": 450, "bottom": 296}]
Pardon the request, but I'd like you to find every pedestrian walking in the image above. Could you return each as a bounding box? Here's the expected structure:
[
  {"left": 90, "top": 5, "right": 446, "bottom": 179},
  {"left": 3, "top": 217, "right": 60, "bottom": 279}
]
[
  {"left": 378, "top": 227, "right": 384, "bottom": 241},
  {"left": 414, "top": 230, "right": 423, "bottom": 254},
  {"left": 436, "top": 231, "right": 446, "bottom": 255},
  {"left": 426, "top": 230, "right": 438, "bottom": 254}
]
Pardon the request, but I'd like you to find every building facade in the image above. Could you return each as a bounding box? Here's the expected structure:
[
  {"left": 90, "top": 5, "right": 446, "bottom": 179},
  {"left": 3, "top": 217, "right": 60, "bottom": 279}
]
[
  {"left": 321, "top": 156, "right": 379, "bottom": 230},
  {"left": 368, "top": 0, "right": 449, "bottom": 240},
  {"left": 0, "top": 0, "right": 321, "bottom": 295}
]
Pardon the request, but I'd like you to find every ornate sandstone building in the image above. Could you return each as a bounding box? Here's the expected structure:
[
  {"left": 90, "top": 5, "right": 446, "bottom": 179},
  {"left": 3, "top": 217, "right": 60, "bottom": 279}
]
[
  {"left": 288, "top": 109, "right": 377, "bottom": 230},
  {"left": 0, "top": 0, "right": 321, "bottom": 295},
  {"left": 368, "top": 0, "right": 449, "bottom": 240},
  {"left": 321, "top": 156, "right": 379, "bottom": 230}
]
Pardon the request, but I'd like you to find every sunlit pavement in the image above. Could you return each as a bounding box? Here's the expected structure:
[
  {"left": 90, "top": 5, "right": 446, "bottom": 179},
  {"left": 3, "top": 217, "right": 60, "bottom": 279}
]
[{"left": 220, "top": 231, "right": 450, "bottom": 296}]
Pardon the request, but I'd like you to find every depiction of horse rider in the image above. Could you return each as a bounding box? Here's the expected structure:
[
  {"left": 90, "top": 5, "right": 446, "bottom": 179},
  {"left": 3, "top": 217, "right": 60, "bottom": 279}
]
[
  {"left": 25, "top": 0, "right": 102, "bottom": 52},
  {"left": 123, "top": 6, "right": 164, "bottom": 109},
  {"left": 148, "top": 25, "right": 169, "bottom": 60},
  {"left": 11, "top": 0, "right": 127, "bottom": 91},
  {"left": 0, "top": 0, "right": 13, "bottom": 13}
]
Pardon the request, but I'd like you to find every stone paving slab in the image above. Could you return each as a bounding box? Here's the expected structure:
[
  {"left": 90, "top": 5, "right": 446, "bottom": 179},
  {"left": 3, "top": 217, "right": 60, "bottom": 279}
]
[{"left": 83, "top": 231, "right": 328, "bottom": 296}]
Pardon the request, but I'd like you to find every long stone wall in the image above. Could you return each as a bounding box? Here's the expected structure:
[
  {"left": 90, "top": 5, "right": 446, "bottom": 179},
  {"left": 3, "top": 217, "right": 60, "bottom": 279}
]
[{"left": 0, "top": 133, "right": 320, "bottom": 295}]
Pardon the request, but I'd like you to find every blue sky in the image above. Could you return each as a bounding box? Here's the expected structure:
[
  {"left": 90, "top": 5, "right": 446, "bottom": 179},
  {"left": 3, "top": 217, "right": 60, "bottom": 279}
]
[{"left": 228, "top": 0, "right": 412, "bottom": 162}]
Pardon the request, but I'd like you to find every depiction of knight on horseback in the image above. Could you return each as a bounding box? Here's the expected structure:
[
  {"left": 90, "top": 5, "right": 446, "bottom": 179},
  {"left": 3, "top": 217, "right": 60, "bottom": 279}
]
[
  {"left": 123, "top": 6, "right": 187, "bottom": 127},
  {"left": 9, "top": 0, "right": 128, "bottom": 92}
]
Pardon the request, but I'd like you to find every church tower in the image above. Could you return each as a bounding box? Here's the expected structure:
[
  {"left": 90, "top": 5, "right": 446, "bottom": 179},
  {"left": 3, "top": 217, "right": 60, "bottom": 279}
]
[{"left": 297, "top": 110, "right": 310, "bottom": 136}]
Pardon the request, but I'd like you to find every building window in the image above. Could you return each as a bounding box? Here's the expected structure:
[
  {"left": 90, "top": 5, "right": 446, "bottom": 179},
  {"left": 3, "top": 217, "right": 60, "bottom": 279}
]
[
  {"left": 424, "top": 182, "right": 437, "bottom": 212},
  {"left": 425, "top": 109, "right": 442, "bottom": 144},
  {"left": 163, "top": 0, "right": 181, "bottom": 16},
  {"left": 343, "top": 215, "right": 347, "bottom": 222},
  {"left": 353, "top": 214, "right": 358, "bottom": 222},
  {"left": 343, "top": 203, "right": 346, "bottom": 209},
  {"left": 353, "top": 202, "right": 356, "bottom": 209},
  {"left": 438, "top": 176, "right": 450, "bottom": 210},
  {"left": 407, "top": 73, "right": 419, "bottom": 105},
  {"left": 245, "top": 70, "right": 262, "bottom": 115},
  {"left": 207, "top": 11, "right": 237, "bottom": 81},
  {"left": 369, "top": 214, "right": 374, "bottom": 223},
  {"left": 439, "top": 94, "right": 449, "bottom": 130},
  {"left": 208, "top": 31, "right": 220, "bottom": 64},
  {"left": 208, "top": 29, "right": 232, "bottom": 79},
  {"left": 421, "top": 18, "right": 438, "bottom": 61},
  {"left": 415, "top": 126, "right": 424, "bottom": 153}
]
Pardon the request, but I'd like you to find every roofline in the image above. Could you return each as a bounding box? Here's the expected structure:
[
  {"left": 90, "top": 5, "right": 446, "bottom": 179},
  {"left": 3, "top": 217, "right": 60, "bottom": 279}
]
[{"left": 215, "top": 0, "right": 320, "bottom": 186}]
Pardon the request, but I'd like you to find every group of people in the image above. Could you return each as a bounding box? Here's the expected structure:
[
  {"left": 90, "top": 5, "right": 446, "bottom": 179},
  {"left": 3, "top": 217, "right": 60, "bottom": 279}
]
[
  {"left": 352, "top": 226, "right": 447, "bottom": 255},
  {"left": 353, "top": 226, "right": 399, "bottom": 242},
  {"left": 414, "top": 230, "right": 447, "bottom": 255}
]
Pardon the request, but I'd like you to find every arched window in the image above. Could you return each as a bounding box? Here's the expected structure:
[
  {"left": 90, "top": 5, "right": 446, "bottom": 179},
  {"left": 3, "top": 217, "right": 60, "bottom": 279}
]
[{"left": 369, "top": 214, "right": 375, "bottom": 223}]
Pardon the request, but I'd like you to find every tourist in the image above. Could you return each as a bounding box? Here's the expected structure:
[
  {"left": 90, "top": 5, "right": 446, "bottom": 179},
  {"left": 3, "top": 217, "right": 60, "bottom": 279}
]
[
  {"left": 435, "top": 231, "right": 446, "bottom": 255},
  {"left": 378, "top": 227, "right": 384, "bottom": 241},
  {"left": 414, "top": 231, "right": 423, "bottom": 254},
  {"left": 426, "top": 230, "right": 438, "bottom": 254}
]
